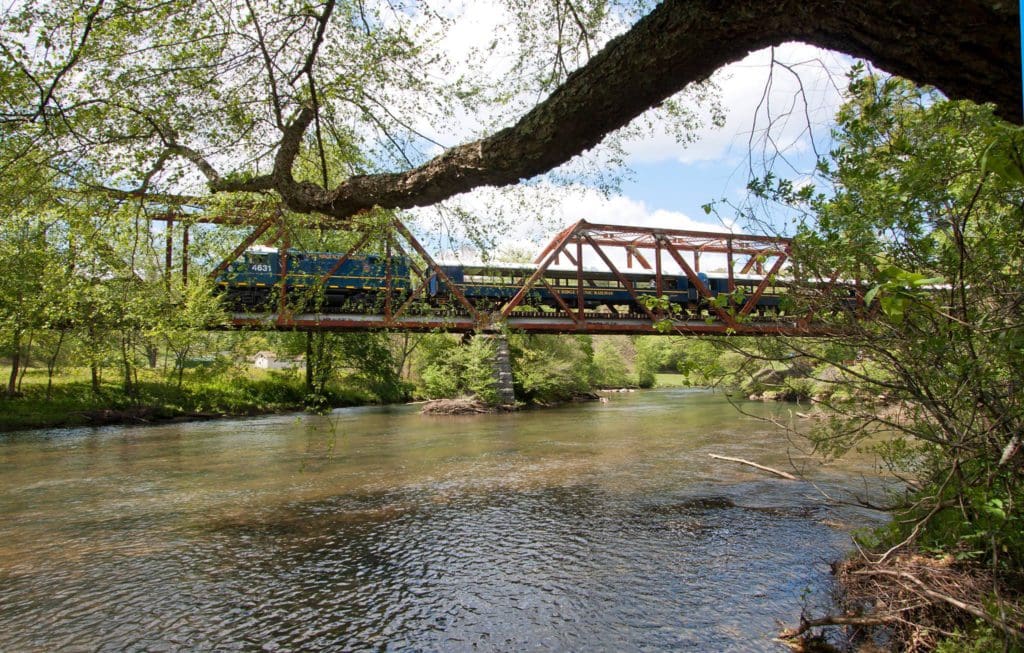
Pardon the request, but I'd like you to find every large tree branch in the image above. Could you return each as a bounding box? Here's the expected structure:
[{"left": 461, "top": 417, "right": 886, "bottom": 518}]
[{"left": 214, "top": 0, "right": 1021, "bottom": 222}]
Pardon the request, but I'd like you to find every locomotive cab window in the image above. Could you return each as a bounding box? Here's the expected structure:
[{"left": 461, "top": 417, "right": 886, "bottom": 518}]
[{"left": 247, "top": 254, "right": 272, "bottom": 273}]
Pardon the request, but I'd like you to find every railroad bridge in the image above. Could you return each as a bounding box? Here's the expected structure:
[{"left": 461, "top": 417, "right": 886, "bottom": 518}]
[{"left": 157, "top": 211, "right": 856, "bottom": 337}]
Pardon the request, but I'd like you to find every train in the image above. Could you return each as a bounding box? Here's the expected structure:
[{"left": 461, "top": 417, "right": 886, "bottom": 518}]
[{"left": 214, "top": 248, "right": 791, "bottom": 316}]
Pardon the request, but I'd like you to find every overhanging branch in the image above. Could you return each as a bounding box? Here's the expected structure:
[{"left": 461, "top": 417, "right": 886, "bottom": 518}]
[{"left": 195, "top": 0, "right": 1019, "bottom": 223}]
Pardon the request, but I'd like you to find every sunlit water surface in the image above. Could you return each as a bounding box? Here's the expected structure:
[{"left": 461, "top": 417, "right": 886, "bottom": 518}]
[{"left": 0, "top": 389, "right": 886, "bottom": 651}]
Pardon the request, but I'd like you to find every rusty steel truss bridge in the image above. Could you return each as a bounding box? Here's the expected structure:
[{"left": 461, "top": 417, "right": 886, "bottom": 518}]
[{"left": 156, "top": 210, "right": 855, "bottom": 337}]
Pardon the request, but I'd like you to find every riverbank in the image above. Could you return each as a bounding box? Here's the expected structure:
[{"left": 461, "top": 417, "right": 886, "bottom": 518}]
[
  {"left": 0, "top": 367, "right": 378, "bottom": 433},
  {"left": 2, "top": 369, "right": 686, "bottom": 432}
]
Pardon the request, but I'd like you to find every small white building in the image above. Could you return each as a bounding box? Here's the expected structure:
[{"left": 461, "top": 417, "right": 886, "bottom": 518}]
[{"left": 252, "top": 351, "right": 304, "bottom": 370}]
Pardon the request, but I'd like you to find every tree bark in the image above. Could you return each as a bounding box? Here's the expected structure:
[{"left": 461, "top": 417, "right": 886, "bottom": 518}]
[
  {"left": 17, "top": 332, "right": 33, "bottom": 393},
  {"left": 305, "top": 331, "right": 314, "bottom": 393},
  {"left": 121, "top": 336, "right": 134, "bottom": 397},
  {"left": 46, "top": 330, "right": 66, "bottom": 401},
  {"left": 6, "top": 331, "right": 21, "bottom": 397},
  {"left": 211, "top": 0, "right": 1021, "bottom": 223}
]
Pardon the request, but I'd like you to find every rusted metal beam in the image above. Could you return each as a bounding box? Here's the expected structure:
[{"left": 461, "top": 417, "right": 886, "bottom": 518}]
[
  {"left": 581, "top": 240, "right": 784, "bottom": 257},
  {"left": 726, "top": 237, "right": 735, "bottom": 294},
  {"left": 558, "top": 246, "right": 579, "bottom": 267},
  {"left": 539, "top": 279, "right": 582, "bottom": 325},
  {"left": 391, "top": 277, "right": 429, "bottom": 321},
  {"left": 208, "top": 216, "right": 280, "bottom": 280},
  {"left": 626, "top": 245, "right": 652, "bottom": 270},
  {"left": 165, "top": 217, "right": 173, "bottom": 287},
  {"left": 182, "top": 225, "right": 189, "bottom": 286},
  {"left": 389, "top": 237, "right": 426, "bottom": 279},
  {"left": 533, "top": 220, "right": 585, "bottom": 264},
  {"left": 659, "top": 236, "right": 735, "bottom": 327},
  {"left": 390, "top": 219, "right": 481, "bottom": 323},
  {"left": 316, "top": 229, "right": 375, "bottom": 287},
  {"left": 227, "top": 313, "right": 839, "bottom": 337},
  {"left": 276, "top": 230, "right": 291, "bottom": 327},
  {"left": 575, "top": 237, "right": 584, "bottom": 320},
  {"left": 582, "top": 234, "right": 661, "bottom": 324},
  {"left": 502, "top": 222, "right": 580, "bottom": 318},
  {"left": 384, "top": 236, "right": 393, "bottom": 321},
  {"left": 738, "top": 251, "right": 790, "bottom": 317},
  {"left": 568, "top": 220, "right": 789, "bottom": 245},
  {"left": 655, "top": 238, "right": 663, "bottom": 298}
]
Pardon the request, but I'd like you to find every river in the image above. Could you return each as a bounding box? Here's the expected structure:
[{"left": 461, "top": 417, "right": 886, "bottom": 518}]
[{"left": 0, "top": 388, "right": 886, "bottom": 651}]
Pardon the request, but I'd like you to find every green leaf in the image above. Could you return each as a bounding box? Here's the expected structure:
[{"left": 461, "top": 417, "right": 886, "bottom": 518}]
[{"left": 863, "top": 284, "right": 881, "bottom": 305}]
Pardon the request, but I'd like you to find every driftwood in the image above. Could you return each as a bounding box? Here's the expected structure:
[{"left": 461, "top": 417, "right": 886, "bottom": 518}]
[
  {"left": 779, "top": 612, "right": 895, "bottom": 641},
  {"left": 786, "top": 549, "right": 1024, "bottom": 650},
  {"left": 420, "top": 396, "right": 514, "bottom": 415},
  {"left": 708, "top": 453, "right": 798, "bottom": 480}
]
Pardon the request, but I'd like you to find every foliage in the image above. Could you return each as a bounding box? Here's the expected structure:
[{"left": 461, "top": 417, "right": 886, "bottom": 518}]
[
  {"left": 509, "top": 334, "right": 594, "bottom": 403},
  {"left": 743, "top": 70, "right": 1024, "bottom": 647},
  {"left": 414, "top": 334, "right": 500, "bottom": 404},
  {"left": 331, "top": 331, "right": 409, "bottom": 404},
  {"left": 0, "top": 0, "right": 720, "bottom": 247},
  {"left": 591, "top": 337, "right": 631, "bottom": 388}
]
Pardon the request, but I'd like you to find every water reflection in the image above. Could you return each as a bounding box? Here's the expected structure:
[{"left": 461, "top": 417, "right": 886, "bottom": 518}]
[{"left": 0, "top": 389, "right": 884, "bottom": 651}]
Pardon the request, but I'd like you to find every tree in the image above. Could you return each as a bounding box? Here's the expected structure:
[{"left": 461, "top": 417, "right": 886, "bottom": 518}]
[
  {"left": 0, "top": 215, "right": 53, "bottom": 395},
  {"left": 0, "top": 1, "right": 1017, "bottom": 230},
  {"left": 153, "top": 278, "right": 225, "bottom": 387},
  {"left": 509, "top": 334, "right": 594, "bottom": 403},
  {"left": 741, "top": 72, "right": 1024, "bottom": 647},
  {"left": 414, "top": 333, "right": 501, "bottom": 404}
]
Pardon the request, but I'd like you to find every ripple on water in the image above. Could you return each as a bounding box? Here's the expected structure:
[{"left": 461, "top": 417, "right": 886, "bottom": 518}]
[
  {"left": 0, "top": 483, "right": 856, "bottom": 652},
  {"left": 0, "top": 391, "right": 887, "bottom": 651}
]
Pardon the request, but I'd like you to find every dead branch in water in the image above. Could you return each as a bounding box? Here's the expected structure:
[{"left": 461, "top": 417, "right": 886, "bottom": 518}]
[{"left": 708, "top": 453, "right": 798, "bottom": 480}]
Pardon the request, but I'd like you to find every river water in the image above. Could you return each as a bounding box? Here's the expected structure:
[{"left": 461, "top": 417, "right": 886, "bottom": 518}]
[{"left": 0, "top": 389, "right": 885, "bottom": 651}]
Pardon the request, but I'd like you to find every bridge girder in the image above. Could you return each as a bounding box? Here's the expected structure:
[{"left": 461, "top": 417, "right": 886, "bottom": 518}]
[{"left": 153, "top": 208, "right": 855, "bottom": 337}]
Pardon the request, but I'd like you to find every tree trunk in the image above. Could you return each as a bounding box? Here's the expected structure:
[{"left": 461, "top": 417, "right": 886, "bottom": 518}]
[
  {"left": 46, "top": 330, "right": 66, "bottom": 401},
  {"left": 305, "top": 331, "right": 314, "bottom": 393},
  {"left": 6, "top": 331, "right": 21, "bottom": 397},
  {"left": 175, "top": 348, "right": 189, "bottom": 388},
  {"left": 17, "top": 331, "right": 33, "bottom": 393},
  {"left": 121, "top": 336, "right": 134, "bottom": 397}
]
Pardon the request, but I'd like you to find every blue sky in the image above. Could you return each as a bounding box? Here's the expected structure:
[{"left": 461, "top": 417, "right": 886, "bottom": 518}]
[{"left": 409, "top": 40, "right": 853, "bottom": 260}]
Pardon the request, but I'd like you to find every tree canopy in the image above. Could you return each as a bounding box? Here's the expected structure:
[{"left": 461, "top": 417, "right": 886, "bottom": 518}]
[{"left": 1, "top": 0, "right": 1018, "bottom": 225}]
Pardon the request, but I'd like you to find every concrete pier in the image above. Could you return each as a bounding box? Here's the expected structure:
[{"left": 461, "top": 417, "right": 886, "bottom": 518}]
[{"left": 487, "top": 334, "right": 516, "bottom": 406}]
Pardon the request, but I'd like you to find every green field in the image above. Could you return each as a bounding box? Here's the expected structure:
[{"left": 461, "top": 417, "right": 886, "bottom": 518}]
[{"left": 654, "top": 373, "right": 690, "bottom": 387}]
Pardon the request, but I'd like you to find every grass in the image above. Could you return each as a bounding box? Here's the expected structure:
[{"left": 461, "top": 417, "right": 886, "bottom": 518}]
[
  {"left": 0, "top": 365, "right": 378, "bottom": 432},
  {"left": 654, "top": 373, "right": 691, "bottom": 387}
]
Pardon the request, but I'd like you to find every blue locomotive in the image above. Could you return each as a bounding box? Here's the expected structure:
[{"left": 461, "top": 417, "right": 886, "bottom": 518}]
[
  {"left": 216, "top": 249, "right": 787, "bottom": 315},
  {"left": 216, "top": 248, "right": 410, "bottom": 310}
]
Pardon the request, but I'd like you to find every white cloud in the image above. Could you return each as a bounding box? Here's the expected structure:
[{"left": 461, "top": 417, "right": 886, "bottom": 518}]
[
  {"left": 409, "top": 183, "right": 734, "bottom": 270},
  {"left": 623, "top": 43, "right": 852, "bottom": 166},
  {"left": 396, "top": 8, "right": 850, "bottom": 271}
]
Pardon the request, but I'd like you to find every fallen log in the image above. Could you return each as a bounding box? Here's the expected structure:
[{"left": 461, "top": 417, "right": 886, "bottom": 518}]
[{"left": 708, "top": 453, "right": 798, "bottom": 480}]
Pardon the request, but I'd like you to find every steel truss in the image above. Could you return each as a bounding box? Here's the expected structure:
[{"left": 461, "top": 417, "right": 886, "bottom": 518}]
[{"left": 156, "top": 210, "right": 839, "bottom": 336}]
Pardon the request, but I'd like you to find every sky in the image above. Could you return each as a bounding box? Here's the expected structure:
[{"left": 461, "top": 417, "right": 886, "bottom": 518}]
[{"left": 398, "top": 3, "right": 856, "bottom": 261}]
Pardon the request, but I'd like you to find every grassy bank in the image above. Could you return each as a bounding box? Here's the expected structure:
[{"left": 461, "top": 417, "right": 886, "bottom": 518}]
[
  {"left": 653, "top": 373, "right": 690, "bottom": 387},
  {"left": 0, "top": 367, "right": 378, "bottom": 432}
]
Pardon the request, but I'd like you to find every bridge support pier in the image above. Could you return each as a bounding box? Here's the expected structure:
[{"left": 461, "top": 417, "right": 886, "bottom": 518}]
[{"left": 485, "top": 334, "right": 516, "bottom": 406}]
